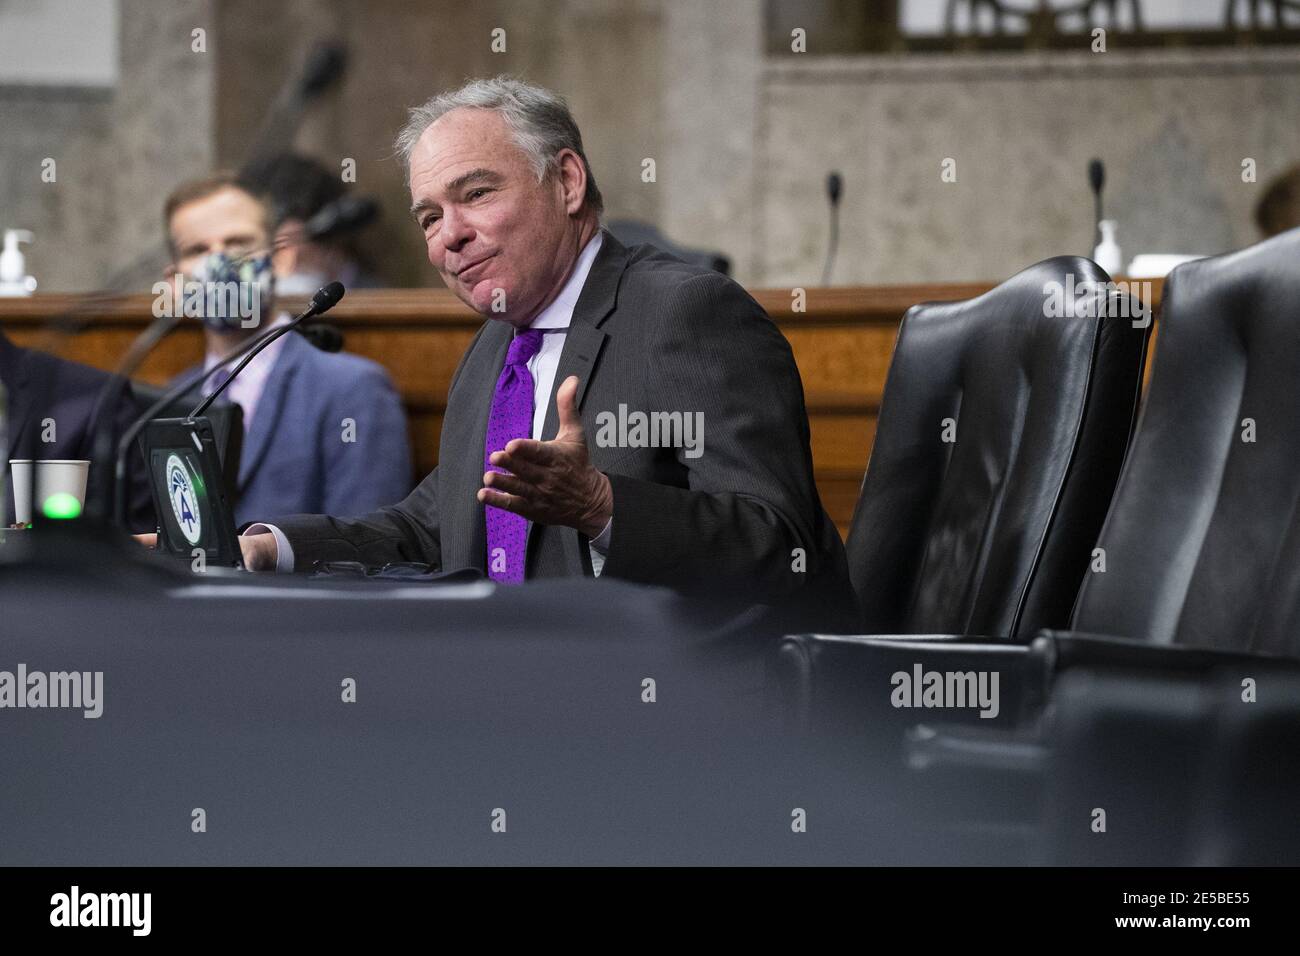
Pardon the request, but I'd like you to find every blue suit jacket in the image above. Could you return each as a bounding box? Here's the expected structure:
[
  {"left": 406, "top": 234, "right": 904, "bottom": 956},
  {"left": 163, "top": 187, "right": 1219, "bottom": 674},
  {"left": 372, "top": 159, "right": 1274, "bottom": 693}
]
[{"left": 176, "top": 332, "right": 413, "bottom": 525}]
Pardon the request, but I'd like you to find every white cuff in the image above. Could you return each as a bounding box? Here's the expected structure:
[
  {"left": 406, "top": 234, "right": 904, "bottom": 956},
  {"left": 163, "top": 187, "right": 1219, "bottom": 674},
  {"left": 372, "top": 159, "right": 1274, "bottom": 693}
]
[
  {"left": 588, "top": 517, "right": 612, "bottom": 578},
  {"left": 590, "top": 517, "right": 612, "bottom": 554},
  {"left": 244, "top": 523, "right": 295, "bottom": 573}
]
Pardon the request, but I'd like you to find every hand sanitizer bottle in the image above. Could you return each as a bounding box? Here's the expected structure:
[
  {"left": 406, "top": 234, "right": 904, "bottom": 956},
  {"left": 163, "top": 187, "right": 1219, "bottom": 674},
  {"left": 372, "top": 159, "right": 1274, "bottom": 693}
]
[
  {"left": 0, "top": 230, "right": 37, "bottom": 296},
  {"left": 1093, "top": 220, "right": 1122, "bottom": 277}
]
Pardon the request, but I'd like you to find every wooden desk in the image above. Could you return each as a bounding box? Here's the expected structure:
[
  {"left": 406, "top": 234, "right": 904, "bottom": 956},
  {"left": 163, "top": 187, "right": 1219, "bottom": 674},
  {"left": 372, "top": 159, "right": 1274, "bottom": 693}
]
[{"left": 0, "top": 281, "right": 1162, "bottom": 537}]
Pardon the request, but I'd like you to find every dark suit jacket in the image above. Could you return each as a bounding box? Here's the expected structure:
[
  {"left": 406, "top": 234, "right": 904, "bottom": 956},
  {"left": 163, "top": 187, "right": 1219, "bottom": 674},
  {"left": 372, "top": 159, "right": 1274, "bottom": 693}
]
[
  {"left": 0, "top": 330, "right": 156, "bottom": 532},
  {"left": 269, "top": 231, "right": 851, "bottom": 620},
  {"left": 173, "top": 330, "right": 413, "bottom": 525}
]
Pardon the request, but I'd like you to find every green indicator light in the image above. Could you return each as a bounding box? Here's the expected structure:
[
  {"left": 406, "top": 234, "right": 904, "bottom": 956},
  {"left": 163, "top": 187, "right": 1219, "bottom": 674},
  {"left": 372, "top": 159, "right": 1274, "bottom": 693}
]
[{"left": 42, "top": 492, "right": 83, "bottom": 520}]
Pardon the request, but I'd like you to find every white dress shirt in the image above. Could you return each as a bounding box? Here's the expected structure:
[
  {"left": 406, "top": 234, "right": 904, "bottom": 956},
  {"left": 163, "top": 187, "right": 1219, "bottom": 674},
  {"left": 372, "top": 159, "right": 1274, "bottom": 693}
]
[{"left": 252, "top": 232, "right": 611, "bottom": 576}]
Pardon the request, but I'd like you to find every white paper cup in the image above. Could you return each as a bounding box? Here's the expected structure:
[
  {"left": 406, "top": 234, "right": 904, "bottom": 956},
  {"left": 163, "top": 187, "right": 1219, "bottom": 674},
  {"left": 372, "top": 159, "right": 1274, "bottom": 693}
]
[{"left": 9, "top": 459, "right": 91, "bottom": 524}]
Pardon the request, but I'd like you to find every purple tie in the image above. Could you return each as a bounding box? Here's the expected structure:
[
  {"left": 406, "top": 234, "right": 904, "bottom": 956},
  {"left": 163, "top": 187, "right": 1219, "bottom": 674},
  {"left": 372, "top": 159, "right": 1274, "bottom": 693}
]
[{"left": 484, "top": 328, "right": 546, "bottom": 583}]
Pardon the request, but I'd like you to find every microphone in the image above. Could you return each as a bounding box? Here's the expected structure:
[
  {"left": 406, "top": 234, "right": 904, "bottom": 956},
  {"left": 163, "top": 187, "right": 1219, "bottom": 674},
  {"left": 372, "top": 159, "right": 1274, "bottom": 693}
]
[
  {"left": 295, "top": 322, "right": 344, "bottom": 353},
  {"left": 190, "top": 281, "right": 344, "bottom": 419},
  {"left": 821, "top": 171, "right": 843, "bottom": 286},
  {"left": 239, "top": 41, "right": 349, "bottom": 189},
  {"left": 303, "top": 195, "right": 379, "bottom": 242},
  {"left": 110, "top": 282, "right": 345, "bottom": 525},
  {"left": 297, "top": 42, "right": 348, "bottom": 100},
  {"left": 85, "top": 279, "right": 342, "bottom": 523},
  {"left": 1088, "top": 158, "right": 1105, "bottom": 251}
]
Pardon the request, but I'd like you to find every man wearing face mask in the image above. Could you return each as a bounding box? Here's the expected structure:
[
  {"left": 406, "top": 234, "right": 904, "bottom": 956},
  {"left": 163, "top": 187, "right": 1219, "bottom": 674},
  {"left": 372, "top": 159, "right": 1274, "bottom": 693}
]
[{"left": 163, "top": 173, "right": 412, "bottom": 525}]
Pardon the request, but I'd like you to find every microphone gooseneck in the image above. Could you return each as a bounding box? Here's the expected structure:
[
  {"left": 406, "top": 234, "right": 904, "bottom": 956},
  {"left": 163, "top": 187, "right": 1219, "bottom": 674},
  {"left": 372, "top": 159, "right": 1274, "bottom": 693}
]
[
  {"left": 84, "top": 310, "right": 186, "bottom": 522},
  {"left": 188, "top": 281, "right": 345, "bottom": 420},
  {"left": 110, "top": 282, "right": 346, "bottom": 525},
  {"left": 296, "top": 323, "right": 344, "bottom": 353}
]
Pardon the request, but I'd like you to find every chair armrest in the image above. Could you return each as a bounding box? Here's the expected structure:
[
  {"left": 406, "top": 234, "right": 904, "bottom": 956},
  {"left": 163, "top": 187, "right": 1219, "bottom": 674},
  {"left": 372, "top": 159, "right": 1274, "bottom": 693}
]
[
  {"left": 808, "top": 632, "right": 1021, "bottom": 645},
  {"left": 905, "top": 722, "right": 1048, "bottom": 773},
  {"left": 771, "top": 633, "right": 1043, "bottom": 733},
  {"left": 1034, "top": 630, "right": 1300, "bottom": 677}
]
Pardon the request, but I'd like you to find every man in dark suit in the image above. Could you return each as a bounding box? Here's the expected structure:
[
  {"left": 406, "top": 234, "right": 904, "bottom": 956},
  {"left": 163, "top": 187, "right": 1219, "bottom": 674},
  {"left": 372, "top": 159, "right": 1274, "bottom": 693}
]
[
  {"left": 163, "top": 174, "right": 412, "bottom": 524},
  {"left": 235, "top": 77, "right": 849, "bottom": 619},
  {"left": 1, "top": 328, "right": 155, "bottom": 532}
]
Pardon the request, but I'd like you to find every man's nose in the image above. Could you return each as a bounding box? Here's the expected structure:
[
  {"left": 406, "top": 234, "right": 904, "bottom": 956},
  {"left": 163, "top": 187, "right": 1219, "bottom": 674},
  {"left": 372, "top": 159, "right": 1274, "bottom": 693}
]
[{"left": 440, "top": 207, "right": 474, "bottom": 251}]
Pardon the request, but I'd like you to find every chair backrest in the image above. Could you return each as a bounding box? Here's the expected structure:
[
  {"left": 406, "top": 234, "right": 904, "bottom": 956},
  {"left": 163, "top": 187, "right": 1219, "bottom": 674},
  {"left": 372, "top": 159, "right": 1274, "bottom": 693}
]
[
  {"left": 1071, "top": 227, "right": 1300, "bottom": 656},
  {"left": 606, "top": 219, "right": 731, "bottom": 275},
  {"left": 846, "top": 256, "right": 1148, "bottom": 639}
]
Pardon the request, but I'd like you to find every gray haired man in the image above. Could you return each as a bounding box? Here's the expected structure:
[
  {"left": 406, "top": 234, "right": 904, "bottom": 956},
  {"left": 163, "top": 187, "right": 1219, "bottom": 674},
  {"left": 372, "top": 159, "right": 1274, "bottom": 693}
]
[{"left": 236, "top": 76, "right": 849, "bottom": 622}]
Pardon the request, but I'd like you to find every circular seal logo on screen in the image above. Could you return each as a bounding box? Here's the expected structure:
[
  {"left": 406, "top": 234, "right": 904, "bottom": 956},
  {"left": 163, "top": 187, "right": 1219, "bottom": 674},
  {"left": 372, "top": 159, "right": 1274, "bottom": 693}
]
[{"left": 165, "top": 454, "right": 202, "bottom": 545}]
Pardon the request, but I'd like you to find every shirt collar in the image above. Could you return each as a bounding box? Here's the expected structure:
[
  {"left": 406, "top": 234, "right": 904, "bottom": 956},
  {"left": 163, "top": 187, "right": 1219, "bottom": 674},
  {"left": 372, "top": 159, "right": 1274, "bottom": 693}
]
[
  {"left": 203, "top": 312, "right": 292, "bottom": 371},
  {"left": 527, "top": 232, "right": 603, "bottom": 331}
]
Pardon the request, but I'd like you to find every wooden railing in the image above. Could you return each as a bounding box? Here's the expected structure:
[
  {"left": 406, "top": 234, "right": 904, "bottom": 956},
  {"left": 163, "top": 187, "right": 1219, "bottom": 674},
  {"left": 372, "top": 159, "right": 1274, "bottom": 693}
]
[{"left": 1, "top": 281, "right": 1162, "bottom": 536}]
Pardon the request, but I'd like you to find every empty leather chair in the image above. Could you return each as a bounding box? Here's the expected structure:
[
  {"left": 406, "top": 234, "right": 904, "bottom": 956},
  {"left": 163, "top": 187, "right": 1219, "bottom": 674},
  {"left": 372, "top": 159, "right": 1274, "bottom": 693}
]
[
  {"left": 909, "top": 227, "right": 1300, "bottom": 727},
  {"left": 848, "top": 257, "right": 1147, "bottom": 638},
  {"left": 1190, "top": 671, "right": 1300, "bottom": 866},
  {"left": 1025, "top": 227, "right": 1300, "bottom": 861},
  {"left": 1040, "top": 225, "right": 1300, "bottom": 662},
  {"left": 606, "top": 220, "right": 730, "bottom": 275},
  {"left": 906, "top": 227, "right": 1300, "bottom": 862},
  {"left": 773, "top": 256, "right": 1149, "bottom": 730}
]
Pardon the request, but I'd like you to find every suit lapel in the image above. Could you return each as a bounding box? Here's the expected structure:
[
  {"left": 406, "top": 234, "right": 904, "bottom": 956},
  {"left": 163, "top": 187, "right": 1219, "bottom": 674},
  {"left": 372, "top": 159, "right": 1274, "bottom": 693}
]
[
  {"left": 528, "top": 231, "right": 629, "bottom": 568},
  {"left": 539, "top": 230, "right": 628, "bottom": 441},
  {"left": 236, "top": 331, "right": 300, "bottom": 490}
]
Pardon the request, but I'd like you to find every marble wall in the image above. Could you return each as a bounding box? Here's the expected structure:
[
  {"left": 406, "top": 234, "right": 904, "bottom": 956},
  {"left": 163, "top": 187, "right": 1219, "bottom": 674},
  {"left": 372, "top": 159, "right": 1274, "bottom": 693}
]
[
  {"left": 2, "top": 0, "right": 1297, "bottom": 291},
  {"left": 0, "top": 0, "right": 214, "bottom": 293},
  {"left": 754, "top": 47, "right": 1300, "bottom": 286}
]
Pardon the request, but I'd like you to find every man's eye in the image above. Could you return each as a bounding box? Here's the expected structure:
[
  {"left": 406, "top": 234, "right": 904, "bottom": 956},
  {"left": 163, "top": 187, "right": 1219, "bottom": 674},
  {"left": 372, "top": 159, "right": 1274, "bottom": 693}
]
[{"left": 468, "top": 188, "right": 491, "bottom": 200}]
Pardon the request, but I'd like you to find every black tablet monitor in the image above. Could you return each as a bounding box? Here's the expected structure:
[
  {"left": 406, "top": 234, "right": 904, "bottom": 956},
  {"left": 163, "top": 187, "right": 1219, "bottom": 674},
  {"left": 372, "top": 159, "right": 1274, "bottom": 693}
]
[{"left": 140, "top": 417, "right": 242, "bottom": 568}]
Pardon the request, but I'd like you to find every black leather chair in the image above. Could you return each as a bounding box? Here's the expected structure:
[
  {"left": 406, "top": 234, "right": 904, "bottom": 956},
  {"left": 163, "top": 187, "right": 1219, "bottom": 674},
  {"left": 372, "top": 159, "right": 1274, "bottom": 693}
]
[
  {"left": 773, "top": 256, "right": 1149, "bottom": 730},
  {"left": 1032, "top": 225, "right": 1300, "bottom": 665},
  {"left": 1189, "top": 671, "right": 1300, "bottom": 866},
  {"left": 1023, "top": 664, "right": 1300, "bottom": 865},
  {"left": 606, "top": 220, "right": 731, "bottom": 275},
  {"left": 908, "top": 227, "right": 1300, "bottom": 863}
]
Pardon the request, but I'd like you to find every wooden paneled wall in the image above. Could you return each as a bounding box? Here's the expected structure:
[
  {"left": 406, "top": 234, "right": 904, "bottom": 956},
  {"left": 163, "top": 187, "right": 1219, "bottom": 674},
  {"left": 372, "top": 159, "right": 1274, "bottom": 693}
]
[{"left": 1, "top": 281, "right": 1162, "bottom": 537}]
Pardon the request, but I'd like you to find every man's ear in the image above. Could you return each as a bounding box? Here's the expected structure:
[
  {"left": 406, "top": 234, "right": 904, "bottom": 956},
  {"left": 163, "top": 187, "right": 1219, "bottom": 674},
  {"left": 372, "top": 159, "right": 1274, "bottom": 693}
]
[{"left": 556, "top": 148, "right": 587, "bottom": 216}]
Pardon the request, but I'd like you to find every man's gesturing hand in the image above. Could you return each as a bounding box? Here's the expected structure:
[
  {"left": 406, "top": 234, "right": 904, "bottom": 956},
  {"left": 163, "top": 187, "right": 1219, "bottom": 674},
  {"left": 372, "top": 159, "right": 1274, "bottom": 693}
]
[{"left": 478, "top": 375, "right": 613, "bottom": 539}]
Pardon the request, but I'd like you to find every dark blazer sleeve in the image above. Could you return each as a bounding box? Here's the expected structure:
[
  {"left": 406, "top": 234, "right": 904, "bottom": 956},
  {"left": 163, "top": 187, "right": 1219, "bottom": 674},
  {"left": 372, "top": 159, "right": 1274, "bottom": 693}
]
[
  {"left": 599, "top": 272, "right": 843, "bottom": 602},
  {"left": 259, "top": 324, "right": 492, "bottom": 571},
  {"left": 266, "top": 467, "right": 441, "bottom": 571},
  {"left": 318, "top": 361, "right": 412, "bottom": 515}
]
